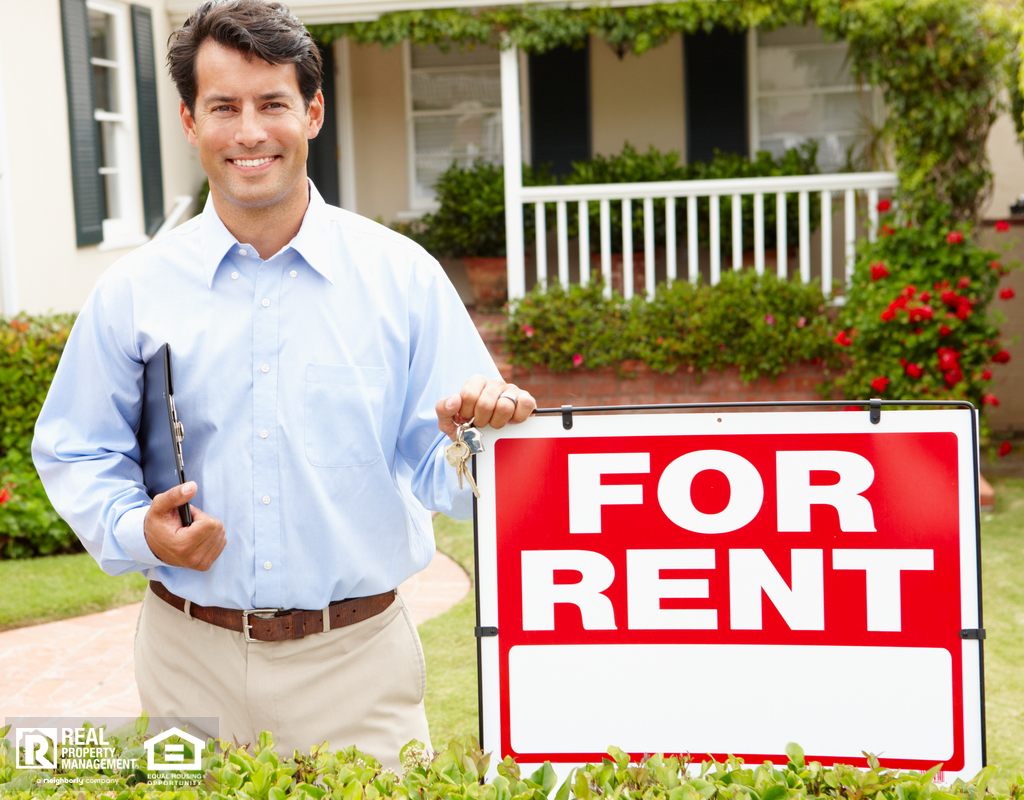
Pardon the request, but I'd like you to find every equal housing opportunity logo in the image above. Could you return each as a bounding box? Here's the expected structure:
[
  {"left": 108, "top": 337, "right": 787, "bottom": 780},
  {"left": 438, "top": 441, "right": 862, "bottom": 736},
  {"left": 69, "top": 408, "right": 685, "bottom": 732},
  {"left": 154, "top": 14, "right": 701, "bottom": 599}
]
[{"left": 6, "top": 718, "right": 214, "bottom": 786}]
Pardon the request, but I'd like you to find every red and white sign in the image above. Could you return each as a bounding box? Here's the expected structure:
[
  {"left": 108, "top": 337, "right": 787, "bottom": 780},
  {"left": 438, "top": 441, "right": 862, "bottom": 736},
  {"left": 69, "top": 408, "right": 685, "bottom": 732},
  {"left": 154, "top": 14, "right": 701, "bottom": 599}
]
[{"left": 474, "top": 408, "right": 983, "bottom": 780}]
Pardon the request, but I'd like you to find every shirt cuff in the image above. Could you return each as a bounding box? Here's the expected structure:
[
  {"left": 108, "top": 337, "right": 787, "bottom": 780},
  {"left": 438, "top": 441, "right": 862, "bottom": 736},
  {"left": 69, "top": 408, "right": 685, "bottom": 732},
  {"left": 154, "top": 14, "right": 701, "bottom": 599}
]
[{"left": 113, "top": 504, "right": 166, "bottom": 568}]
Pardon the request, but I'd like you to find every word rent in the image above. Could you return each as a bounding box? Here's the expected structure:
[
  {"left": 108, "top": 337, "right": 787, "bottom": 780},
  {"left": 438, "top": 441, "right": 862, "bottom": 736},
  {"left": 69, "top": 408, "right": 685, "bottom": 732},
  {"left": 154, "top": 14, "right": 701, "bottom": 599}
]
[{"left": 522, "top": 450, "right": 933, "bottom": 633}]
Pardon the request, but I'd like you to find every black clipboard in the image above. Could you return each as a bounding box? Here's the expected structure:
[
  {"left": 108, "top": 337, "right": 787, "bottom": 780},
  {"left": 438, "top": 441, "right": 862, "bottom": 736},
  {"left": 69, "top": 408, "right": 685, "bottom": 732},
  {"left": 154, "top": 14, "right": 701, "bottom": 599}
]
[{"left": 139, "top": 343, "right": 193, "bottom": 526}]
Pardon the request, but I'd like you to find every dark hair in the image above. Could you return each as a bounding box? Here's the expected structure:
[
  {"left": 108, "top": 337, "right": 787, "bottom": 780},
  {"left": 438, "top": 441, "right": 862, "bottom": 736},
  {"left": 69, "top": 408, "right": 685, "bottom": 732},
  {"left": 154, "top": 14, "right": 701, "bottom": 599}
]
[{"left": 168, "top": 0, "right": 322, "bottom": 114}]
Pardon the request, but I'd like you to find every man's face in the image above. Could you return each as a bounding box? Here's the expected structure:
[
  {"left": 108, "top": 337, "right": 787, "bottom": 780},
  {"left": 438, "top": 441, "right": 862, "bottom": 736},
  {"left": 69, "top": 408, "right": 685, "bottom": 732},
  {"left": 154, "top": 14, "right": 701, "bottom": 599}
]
[{"left": 180, "top": 41, "right": 324, "bottom": 219}]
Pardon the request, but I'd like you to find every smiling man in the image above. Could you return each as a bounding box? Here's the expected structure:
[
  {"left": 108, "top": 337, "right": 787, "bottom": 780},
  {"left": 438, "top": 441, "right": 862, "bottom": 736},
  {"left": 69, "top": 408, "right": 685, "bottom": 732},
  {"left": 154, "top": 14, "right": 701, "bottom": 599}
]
[{"left": 32, "top": 0, "right": 535, "bottom": 768}]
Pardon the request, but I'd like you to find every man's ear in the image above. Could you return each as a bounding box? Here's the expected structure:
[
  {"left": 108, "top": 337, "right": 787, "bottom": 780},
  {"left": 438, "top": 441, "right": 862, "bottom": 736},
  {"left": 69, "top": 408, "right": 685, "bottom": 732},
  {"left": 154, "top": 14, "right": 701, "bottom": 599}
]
[
  {"left": 307, "top": 90, "right": 325, "bottom": 140},
  {"left": 180, "top": 100, "right": 199, "bottom": 147}
]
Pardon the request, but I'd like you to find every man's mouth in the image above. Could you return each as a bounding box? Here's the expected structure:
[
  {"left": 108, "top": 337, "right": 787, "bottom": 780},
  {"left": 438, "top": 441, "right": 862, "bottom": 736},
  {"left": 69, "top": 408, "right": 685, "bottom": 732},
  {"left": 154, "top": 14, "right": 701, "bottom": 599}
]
[{"left": 231, "top": 156, "right": 277, "bottom": 167}]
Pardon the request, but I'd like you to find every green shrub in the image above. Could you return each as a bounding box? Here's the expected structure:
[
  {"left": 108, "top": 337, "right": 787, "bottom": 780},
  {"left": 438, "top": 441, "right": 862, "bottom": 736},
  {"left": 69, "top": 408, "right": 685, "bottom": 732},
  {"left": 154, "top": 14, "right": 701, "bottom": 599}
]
[
  {"left": 420, "top": 161, "right": 555, "bottom": 258},
  {"left": 1, "top": 726, "right": 1018, "bottom": 800},
  {"left": 832, "top": 204, "right": 1015, "bottom": 417},
  {"left": 505, "top": 270, "right": 841, "bottom": 382},
  {"left": 0, "top": 313, "right": 77, "bottom": 559}
]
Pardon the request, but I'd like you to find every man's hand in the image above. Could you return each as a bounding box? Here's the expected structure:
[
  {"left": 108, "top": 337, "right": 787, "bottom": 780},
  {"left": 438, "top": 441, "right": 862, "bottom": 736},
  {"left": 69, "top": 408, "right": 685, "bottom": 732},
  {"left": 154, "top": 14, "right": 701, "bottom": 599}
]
[
  {"left": 436, "top": 376, "right": 537, "bottom": 440},
  {"left": 144, "top": 481, "right": 226, "bottom": 571}
]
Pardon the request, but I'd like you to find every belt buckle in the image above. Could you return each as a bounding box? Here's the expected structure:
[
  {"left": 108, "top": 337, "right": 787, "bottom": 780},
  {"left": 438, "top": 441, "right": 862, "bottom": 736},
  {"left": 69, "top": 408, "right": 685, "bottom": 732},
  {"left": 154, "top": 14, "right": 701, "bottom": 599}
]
[{"left": 243, "top": 608, "right": 280, "bottom": 643}]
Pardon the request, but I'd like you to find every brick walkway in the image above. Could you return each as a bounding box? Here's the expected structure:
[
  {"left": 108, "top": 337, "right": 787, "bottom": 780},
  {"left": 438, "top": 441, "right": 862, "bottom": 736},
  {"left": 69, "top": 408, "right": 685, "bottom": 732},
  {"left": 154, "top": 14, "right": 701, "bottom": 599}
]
[{"left": 0, "top": 551, "right": 470, "bottom": 727}]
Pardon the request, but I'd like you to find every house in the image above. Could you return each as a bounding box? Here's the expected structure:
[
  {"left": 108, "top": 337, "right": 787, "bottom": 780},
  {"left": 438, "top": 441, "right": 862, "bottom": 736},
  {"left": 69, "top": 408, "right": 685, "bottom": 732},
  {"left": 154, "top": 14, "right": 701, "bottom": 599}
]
[
  {"left": 144, "top": 726, "right": 204, "bottom": 771},
  {"left": 1, "top": 0, "right": 1021, "bottom": 428}
]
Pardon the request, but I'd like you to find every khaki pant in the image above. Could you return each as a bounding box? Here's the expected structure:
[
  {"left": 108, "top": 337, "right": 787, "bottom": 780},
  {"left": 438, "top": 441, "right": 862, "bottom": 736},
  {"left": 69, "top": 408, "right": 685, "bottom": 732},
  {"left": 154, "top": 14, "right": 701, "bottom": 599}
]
[{"left": 134, "top": 585, "right": 431, "bottom": 769}]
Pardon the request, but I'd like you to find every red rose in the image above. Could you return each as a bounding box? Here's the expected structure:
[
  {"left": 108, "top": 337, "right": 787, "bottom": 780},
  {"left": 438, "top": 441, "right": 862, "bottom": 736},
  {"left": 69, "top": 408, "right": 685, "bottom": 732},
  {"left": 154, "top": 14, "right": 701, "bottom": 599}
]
[
  {"left": 1000, "top": 287, "right": 1016, "bottom": 300},
  {"left": 881, "top": 224, "right": 895, "bottom": 236},
  {"left": 991, "top": 261, "right": 1003, "bottom": 272},
  {"left": 937, "top": 347, "right": 961, "bottom": 370},
  {"left": 870, "top": 262, "right": 889, "bottom": 281},
  {"left": 880, "top": 308, "right": 896, "bottom": 322},
  {"left": 956, "top": 302, "right": 972, "bottom": 321},
  {"left": 957, "top": 276, "right": 971, "bottom": 289},
  {"left": 999, "top": 441, "right": 1012, "bottom": 457},
  {"left": 521, "top": 324, "right": 535, "bottom": 337},
  {"left": 572, "top": 353, "right": 583, "bottom": 367},
  {"left": 902, "top": 285, "right": 917, "bottom": 298},
  {"left": 0, "top": 487, "right": 10, "bottom": 505},
  {"left": 996, "top": 220, "right": 1011, "bottom": 232},
  {"left": 834, "top": 330, "right": 853, "bottom": 347},
  {"left": 870, "top": 376, "right": 889, "bottom": 393},
  {"left": 891, "top": 295, "right": 908, "bottom": 310},
  {"left": 993, "top": 350, "right": 1012, "bottom": 364},
  {"left": 982, "top": 369, "right": 992, "bottom": 380},
  {"left": 906, "top": 363, "right": 923, "bottom": 378},
  {"left": 983, "top": 394, "right": 1000, "bottom": 407},
  {"left": 939, "top": 324, "right": 953, "bottom": 337},
  {"left": 944, "top": 368, "right": 963, "bottom": 386},
  {"left": 877, "top": 199, "right": 892, "bottom": 212},
  {"left": 946, "top": 230, "right": 963, "bottom": 244},
  {"left": 920, "top": 291, "right": 931, "bottom": 302}
]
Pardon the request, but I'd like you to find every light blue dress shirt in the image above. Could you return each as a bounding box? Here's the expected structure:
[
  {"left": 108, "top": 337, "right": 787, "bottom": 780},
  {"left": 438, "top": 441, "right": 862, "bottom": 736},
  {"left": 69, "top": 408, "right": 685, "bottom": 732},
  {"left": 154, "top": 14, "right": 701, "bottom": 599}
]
[{"left": 32, "top": 183, "right": 499, "bottom": 610}]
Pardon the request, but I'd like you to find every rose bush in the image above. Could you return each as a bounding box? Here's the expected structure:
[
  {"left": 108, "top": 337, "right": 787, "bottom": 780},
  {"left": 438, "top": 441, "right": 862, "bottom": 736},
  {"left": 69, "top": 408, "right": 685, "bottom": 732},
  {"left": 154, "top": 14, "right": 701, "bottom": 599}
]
[{"left": 831, "top": 204, "right": 1015, "bottom": 423}]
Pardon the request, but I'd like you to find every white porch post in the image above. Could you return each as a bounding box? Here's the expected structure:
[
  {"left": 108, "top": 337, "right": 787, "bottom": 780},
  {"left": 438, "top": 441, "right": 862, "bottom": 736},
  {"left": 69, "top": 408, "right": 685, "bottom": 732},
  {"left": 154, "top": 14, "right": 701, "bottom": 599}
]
[{"left": 500, "top": 40, "right": 526, "bottom": 300}]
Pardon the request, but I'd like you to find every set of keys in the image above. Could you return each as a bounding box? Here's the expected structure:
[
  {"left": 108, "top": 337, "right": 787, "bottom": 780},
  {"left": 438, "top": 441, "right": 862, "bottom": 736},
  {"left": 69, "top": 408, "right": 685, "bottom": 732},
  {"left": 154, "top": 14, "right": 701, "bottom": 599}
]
[{"left": 444, "top": 419, "right": 485, "bottom": 498}]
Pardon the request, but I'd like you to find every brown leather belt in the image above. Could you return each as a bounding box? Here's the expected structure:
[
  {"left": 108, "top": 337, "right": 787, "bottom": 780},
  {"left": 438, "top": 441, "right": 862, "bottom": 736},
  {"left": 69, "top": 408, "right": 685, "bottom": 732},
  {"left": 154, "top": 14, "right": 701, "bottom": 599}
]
[{"left": 149, "top": 580, "right": 395, "bottom": 642}]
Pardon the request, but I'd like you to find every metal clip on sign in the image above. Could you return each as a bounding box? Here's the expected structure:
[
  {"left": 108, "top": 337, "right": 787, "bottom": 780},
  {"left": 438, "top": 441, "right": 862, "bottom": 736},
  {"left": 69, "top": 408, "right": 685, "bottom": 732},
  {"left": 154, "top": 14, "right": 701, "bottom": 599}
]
[{"left": 870, "top": 398, "right": 882, "bottom": 424}]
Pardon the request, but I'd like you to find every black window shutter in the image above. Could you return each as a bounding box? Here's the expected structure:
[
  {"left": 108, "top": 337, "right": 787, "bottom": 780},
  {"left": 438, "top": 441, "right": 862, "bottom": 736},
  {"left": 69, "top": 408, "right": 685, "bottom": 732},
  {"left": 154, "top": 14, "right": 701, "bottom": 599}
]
[
  {"left": 61, "top": 0, "right": 104, "bottom": 247},
  {"left": 684, "top": 29, "right": 748, "bottom": 164},
  {"left": 132, "top": 5, "right": 164, "bottom": 235},
  {"left": 529, "top": 43, "right": 591, "bottom": 178}
]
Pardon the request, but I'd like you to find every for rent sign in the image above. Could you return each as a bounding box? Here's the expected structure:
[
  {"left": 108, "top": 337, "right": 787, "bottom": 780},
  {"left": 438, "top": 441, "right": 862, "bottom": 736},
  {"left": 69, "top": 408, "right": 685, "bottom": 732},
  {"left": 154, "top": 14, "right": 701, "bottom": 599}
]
[{"left": 474, "top": 408, "right": 983, "bottom": 780}]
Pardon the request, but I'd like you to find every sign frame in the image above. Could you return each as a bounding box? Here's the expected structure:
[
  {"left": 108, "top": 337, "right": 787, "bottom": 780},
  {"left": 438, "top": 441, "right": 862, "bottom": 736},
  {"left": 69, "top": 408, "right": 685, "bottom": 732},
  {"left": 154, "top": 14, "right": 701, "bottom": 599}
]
[{"left": 471, "top": 400, "right": 985, "bottom": 781}]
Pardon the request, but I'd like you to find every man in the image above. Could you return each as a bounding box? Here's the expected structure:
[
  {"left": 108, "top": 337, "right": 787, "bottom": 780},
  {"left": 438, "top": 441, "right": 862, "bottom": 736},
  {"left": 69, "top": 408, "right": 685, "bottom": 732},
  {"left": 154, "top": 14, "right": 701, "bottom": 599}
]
[{"left": 32, "top": 0, "right": 534, "bottom": 769}]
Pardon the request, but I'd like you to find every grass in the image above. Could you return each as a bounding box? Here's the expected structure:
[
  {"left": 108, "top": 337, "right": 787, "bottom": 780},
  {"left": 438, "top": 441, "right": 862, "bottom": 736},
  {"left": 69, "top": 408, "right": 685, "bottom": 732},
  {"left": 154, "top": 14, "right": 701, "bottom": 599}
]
[
  {"left": 0, "top": 552, "right": 148, "bottom": 631},
  {"left": 3, "top": 495, "right": 1024, "bottom": 779}
]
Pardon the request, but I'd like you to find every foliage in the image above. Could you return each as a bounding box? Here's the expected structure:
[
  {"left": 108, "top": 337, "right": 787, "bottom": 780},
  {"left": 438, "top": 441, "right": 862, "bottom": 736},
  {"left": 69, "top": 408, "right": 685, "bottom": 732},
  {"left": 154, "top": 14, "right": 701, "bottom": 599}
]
[
  {"left": 835, "top": 0, "right": 1014, "bottom": 225},
  {"left": 505, "top": 270, "right": 840, "bottom": 381},
  {"left": 3, "top": 726, "right": 1022, "bottom": 800},
  {"left": 0, "top": 314, "right": 77, "bottom": 559},
  {"left": 309, "top": 2, "right": 820, "bottom": 57},
  {"left": 832, "top": 205, "right": 1015, "bottom": 415},
  {"left": 419, "top": 161, "right": 554, "bottom": 258}
]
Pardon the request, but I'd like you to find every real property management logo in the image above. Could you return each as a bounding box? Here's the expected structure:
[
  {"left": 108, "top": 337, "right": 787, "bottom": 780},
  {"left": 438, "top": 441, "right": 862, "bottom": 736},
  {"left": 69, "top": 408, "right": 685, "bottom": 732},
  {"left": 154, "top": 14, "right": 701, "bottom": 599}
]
[{"left": 13, "top": 722, "right": 204, "bottom": 773}]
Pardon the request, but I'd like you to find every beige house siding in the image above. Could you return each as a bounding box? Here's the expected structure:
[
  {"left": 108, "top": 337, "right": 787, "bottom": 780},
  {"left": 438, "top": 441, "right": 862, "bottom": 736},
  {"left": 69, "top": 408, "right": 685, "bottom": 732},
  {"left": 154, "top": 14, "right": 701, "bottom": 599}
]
[
  {"left": 982, "top": 95, "right": 1024, "bottom": 222},
  {"left": 589, "top": 34, "right": 686, "bottom": 160},
  {"left": 349, "top": 42, "right": 409, "bottom": 224},
  {"left": 0, "top": 0, "right": 203, "bottom": 316}
]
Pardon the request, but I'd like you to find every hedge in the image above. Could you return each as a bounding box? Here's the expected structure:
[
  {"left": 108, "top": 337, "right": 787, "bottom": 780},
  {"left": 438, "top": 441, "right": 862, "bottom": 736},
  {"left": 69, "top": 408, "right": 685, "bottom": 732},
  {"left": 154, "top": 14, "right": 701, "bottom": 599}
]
[
  {"left": 0, "top": 313, "right": 78, "bottom": 559},
  {"left": 0, "top": 726, "right": 1018, "bottom": 800}
]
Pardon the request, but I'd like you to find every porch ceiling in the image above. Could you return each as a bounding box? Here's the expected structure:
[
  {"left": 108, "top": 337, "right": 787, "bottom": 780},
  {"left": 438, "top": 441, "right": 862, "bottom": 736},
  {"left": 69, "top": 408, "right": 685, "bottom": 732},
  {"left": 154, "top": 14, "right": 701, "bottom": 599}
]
[{"left": 165, "top": 0, "right": 665, "bottom": 26}]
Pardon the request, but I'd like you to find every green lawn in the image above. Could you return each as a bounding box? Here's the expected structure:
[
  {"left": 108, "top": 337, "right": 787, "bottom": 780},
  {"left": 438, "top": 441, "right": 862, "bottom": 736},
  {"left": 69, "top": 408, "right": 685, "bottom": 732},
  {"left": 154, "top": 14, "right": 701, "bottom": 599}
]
[{"left": 2, "top": 491, "right": 1024, "bottom": 779}]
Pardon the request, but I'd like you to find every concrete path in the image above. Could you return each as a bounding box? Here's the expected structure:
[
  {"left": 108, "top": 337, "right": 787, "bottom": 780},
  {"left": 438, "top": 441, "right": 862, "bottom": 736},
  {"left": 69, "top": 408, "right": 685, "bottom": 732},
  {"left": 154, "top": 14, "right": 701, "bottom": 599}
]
[{"left": 0, "top": 551, "right": 470, "bottom": 727}]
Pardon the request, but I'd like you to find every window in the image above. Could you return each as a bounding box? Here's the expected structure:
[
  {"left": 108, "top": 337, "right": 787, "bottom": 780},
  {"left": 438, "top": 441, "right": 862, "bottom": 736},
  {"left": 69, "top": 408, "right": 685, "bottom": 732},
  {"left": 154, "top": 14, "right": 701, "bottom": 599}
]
[
  {"left": 61, "top": 0, "right": 163, "bottom": 248},
  {"left": 750, "top": 25, "right": 876, "bottom": 173},
  {"left": 405, "top": 43, "right": 503, "bottom": 208}
]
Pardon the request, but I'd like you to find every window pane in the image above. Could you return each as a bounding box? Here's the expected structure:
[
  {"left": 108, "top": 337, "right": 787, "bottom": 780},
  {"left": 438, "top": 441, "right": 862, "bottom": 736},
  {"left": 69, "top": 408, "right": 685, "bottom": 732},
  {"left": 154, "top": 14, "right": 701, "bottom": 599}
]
[
  {"left": 758, "top": 24, "right": 826, "bottom": 48},
  {"left": 758, "top": 92, "right": 866, "bottom": 138},
  {"left": 412, "top": 69, "right": 501, "bottom": 111},
  {"left": 759, "top": 134, "right": 863, "bottom": 173},
  {"left": 758, "top": 46, "right": 853, "bottom": 92},
  {"left": 89, "top": 9, "right": 119, "bottom": 112},
  {"left": 413, "top": 112, "right": 502, "bottom": 200}
]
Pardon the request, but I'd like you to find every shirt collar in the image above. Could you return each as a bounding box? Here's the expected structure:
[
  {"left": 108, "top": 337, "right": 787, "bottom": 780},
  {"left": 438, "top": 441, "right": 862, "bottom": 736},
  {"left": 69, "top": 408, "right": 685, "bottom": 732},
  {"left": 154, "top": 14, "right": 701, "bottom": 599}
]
[{"left": 200, "top": 180, "right": 335, "bottom": 287}]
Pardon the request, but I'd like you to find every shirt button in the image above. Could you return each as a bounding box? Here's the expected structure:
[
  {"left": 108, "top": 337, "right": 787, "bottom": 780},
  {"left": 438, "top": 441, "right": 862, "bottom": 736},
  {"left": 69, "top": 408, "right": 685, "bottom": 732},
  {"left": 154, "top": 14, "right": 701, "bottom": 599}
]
[
  {"left": 289, "top": 270, "right": 298, "bottom": 278},
  {"left": 231, "top": 271, "right": 239, "bottom": 280},
  {"left": 261, "top": 364, "right": 270, "bottom": 373},
  {"left": 261, "top": 298, "right": 270, "bottom": 308},
  {"left": 239, "top": 248, "right": 248, "bottom": 256},
  {"left": 262, "top": 495, "right": 271, "bottom": 505},
  {"left": 260, "top": 429, "right": 269, "bottom": 439},
  {"left": 263, "top": 561, "right": 272, "bottom": 570}
]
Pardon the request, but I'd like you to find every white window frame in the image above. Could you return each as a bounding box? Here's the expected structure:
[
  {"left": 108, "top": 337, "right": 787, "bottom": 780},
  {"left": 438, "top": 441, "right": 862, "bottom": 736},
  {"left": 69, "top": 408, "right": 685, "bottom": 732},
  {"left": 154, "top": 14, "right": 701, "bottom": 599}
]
[
  {"left": 402, "top": 40, "right": 503, "bottom": 212},
  {"left": 747, "top": 25, "right": 880, "bottom": 172},
  {"left": 88, "top": 0, "right": 147, "bottom": 250}
]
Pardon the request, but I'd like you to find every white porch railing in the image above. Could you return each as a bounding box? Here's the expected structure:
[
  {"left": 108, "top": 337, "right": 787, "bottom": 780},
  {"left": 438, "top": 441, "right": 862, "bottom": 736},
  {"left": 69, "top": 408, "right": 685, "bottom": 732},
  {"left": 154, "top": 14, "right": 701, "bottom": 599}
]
[
  {"left": 509, "top": 171, "right": 899, "bottom": 301},
  {"left": 498, "top": 42, "right": 899, "bottom": 303}
]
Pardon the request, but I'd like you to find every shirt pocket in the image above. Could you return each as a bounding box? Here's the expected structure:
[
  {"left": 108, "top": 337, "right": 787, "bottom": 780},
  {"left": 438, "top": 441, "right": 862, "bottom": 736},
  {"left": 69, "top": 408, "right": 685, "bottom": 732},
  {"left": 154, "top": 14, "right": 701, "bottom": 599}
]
[{"left": 304, "top": 364, "right": 388, "bottom": 468}]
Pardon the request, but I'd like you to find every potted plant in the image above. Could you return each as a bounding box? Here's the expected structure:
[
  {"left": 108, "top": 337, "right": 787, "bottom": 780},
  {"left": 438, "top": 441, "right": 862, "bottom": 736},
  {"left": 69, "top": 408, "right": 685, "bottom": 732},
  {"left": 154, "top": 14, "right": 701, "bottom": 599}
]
[{"left": 421, "top": 161, "right": 552, "bottom": 310}]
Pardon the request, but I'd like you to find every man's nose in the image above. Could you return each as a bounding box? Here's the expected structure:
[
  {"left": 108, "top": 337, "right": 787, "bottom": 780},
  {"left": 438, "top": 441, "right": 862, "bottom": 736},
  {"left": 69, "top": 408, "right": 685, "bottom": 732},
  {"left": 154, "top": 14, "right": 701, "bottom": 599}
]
[{"left": 234, "top": 106, "right": 268, "bottom": 148}]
